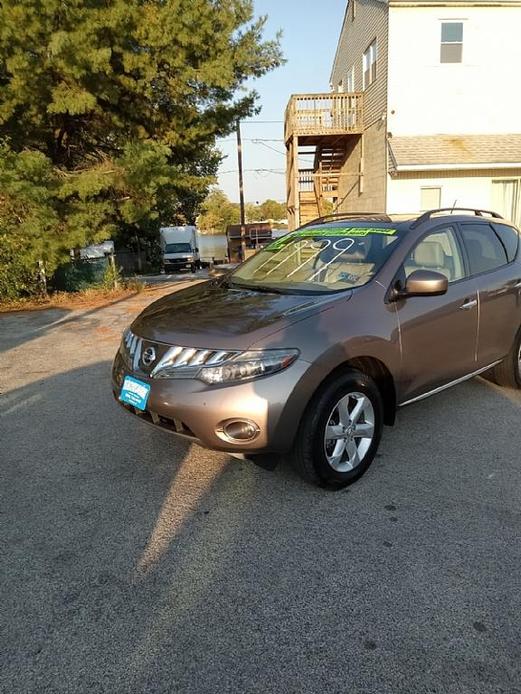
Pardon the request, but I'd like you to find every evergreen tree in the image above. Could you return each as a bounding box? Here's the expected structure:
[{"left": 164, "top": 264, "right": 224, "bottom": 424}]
[{"left": 0, "top": 0, "right": 282, "bottom": 296}]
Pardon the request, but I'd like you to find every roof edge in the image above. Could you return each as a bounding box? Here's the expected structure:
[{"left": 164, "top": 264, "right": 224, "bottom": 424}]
[
  {"left": 329, "top": 1, "right": 352, "bottom": 86},
  {"left": 389, "top": 1, "right": 521, "bottom": 6},
  {"left": 392, "top": 162, "right": 521, "bottom": 172}
]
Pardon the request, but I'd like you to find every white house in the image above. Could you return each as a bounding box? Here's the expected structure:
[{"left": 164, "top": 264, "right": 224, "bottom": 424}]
[{"left": 285, "top": 0, "right": 521, "bottom": 229}]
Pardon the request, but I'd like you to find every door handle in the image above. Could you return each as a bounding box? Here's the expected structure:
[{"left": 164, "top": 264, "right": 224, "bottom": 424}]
[{"left": 460, "top": 299, "right": 477, "bottom": 310}]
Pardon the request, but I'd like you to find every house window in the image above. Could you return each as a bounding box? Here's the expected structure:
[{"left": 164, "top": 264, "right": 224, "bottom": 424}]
[
  {"left": 346, "top": 66, "right": 355, "bottom": 92},
  {"left": 420, "top": 187, "right": 442, "bottom": 211},
  {"left": 363, "top": 40, "right": 377, "bottom": 89},
  {"left": 440, "top": 22, "right": 463, "bottom": 63},
  {"left": 351, "top": 0, "right": 356, "bottom": 21},
  {"left": 492, "top": 180, "right": 521, "bottom": 225},
  {"left": 337, "top": 80, "right": 344, "bottom": 93}
]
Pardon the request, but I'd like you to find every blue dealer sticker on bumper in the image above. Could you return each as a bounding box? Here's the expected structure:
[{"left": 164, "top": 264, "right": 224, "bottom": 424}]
[{"left": 119, "top": 375, "right": 151, "bottom": 411}]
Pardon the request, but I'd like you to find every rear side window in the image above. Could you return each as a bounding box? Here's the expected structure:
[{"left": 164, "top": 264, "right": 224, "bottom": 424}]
[
  {"left": 493, "top": 223, "right": 519, "bottom": 262},
  {"left": 460, "top": 223, "right": 508, "bottom": 275}
]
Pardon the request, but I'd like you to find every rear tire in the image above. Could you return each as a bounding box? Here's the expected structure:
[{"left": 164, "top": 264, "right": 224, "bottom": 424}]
[
  {"left": 487, "top": 328, "right": 521, "bottom": 389},
  {"left": 291, "top": 369, "right": 383, "bottom": 489}
]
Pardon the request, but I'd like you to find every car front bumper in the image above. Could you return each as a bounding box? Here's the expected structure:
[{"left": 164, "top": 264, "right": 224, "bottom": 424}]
[
  {"left": 111, "top": 351, "right": 312, "bottom": 454},
  {"left": 163, "top": 258, "right": 194, "bottom": 270}
]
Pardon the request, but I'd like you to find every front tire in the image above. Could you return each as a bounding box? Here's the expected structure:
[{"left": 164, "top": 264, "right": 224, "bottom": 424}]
[
  {"left": 291, "top": 369, "right": 383, "bottom": 489},
  {"left": 488, "top": 328, "right": 521, "bottom": 389}
]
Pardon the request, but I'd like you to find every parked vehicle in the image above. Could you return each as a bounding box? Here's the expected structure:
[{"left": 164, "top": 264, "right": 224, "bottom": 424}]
[
  {"left": 113, "top": 209, "right": 521, "bottom": 488},
  {"left": 160, "top": 226, "right": 199, "bottom": 273}
]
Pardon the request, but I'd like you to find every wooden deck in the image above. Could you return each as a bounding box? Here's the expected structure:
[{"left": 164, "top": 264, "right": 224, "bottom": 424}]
[{"left": 285, "top": 92, "right": 364, "bottom": 143}]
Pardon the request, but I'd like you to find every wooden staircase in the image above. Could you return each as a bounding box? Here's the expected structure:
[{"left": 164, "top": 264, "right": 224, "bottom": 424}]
[
  {"left": 285, "top": 93, "right": 364, "bottom": 230},
  {"left": 297, "top": 139, "right": 349, "bottom": 225}
]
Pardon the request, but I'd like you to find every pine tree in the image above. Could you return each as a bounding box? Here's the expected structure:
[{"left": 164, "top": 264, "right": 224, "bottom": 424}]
[{"left": 0, "top": 0, "right": 282, "bottom": 296}]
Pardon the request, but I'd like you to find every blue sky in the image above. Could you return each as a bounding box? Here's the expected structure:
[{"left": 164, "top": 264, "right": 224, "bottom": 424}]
[{"left": 216, "top": 0, "right": 346, "bottom": 203}]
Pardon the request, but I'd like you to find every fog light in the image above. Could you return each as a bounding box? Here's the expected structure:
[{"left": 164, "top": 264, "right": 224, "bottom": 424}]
[{"left": 217, "top": 419, "right": 260, "bottom": 443}]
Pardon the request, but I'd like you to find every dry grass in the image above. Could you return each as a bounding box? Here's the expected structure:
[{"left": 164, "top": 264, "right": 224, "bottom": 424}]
[{"left": 0, "top": 280, "right": 146, "bottom": 314}]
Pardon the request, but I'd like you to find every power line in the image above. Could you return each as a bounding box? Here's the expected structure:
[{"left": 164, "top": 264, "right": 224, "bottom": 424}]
[
  {"left": 219, "top": 137, "right": 314, "bottom": 163},
  {"left": 219, "top": 137, "right": 285, "bottom": 143},
  {"left": 251, "top": 140, "right": 288, "bottom": 155},
  {"left": 251, "top": 139, "right": 314, "bottom": 163},
  {"left": 220, "top": 168, "right": 286, "bottom": 175}
]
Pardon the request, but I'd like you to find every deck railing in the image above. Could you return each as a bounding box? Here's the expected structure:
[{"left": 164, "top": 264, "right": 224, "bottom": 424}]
[{"left": 285, "top": 92, "right": 364, "bottom": 141}]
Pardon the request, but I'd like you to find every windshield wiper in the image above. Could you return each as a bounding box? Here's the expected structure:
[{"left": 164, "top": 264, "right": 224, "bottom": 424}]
[{"left": 228, "top": 279, "right": 286, "bottom": 294}]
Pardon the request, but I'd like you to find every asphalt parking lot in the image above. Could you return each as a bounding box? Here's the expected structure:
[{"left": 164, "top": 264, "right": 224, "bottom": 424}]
[{"left": 1, "top": 282, "right": 521, "bottom": 694}]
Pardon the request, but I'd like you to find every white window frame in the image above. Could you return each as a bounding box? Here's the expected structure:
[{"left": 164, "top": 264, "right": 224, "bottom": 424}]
[
  {"left": 491, "top": 179, "right": 521, "bottom": 226},
  {"left": 440, "top": 21, "right": 464, "bottom": 63},
  {"left": 420, "top": 186, "right": 442, "bottom": 212},
  {"left": 363, "top": 40, "right": 377, "bottom": 90},
  {"left": 346, "top": 66, "right": 355, "bottom": 93}
]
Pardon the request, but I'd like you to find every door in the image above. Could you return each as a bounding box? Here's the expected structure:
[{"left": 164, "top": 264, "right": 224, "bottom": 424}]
[
  {"left": 395, "top": 226, "right": 478, "bottom": 402},
  {"left": 459, "top": 222, "right": 521, "bottom": 366}
]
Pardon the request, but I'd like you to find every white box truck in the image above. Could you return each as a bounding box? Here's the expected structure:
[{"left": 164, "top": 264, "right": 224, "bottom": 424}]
[{"left": 160, "top": 226, "right": 200, "bottom": 273}]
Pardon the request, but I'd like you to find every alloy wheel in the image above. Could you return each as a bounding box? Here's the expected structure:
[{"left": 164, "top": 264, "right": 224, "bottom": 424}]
[{"left": 323, "top": 392, "right": 375, "bottom": 473}]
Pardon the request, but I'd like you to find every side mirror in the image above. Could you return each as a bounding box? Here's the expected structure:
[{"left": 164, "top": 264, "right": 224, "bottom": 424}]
[
  {"left": 403, "top": 269, "right": 448, "bottom": 298},
  {"left": 195, "top": 247, "right": 199, "bottom": 253}
]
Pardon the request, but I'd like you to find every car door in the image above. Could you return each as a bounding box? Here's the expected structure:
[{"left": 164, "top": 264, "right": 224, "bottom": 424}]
[
  {"left": 458, "top": 221, "right": 521, "bottom": 366},
  {"left": 395, "top": 225, "right": 479, "bottom": 403}
]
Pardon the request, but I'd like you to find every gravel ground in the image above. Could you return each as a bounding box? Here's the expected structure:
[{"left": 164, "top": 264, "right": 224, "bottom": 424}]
[{"left": 1, "top": 281, "right": 521, "bottom": 694}]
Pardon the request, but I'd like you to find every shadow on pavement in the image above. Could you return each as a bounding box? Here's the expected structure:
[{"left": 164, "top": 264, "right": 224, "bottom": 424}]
[
  {"left": 1, "top": 361, "right": 521, "bottom": 693},
  {"left": 0, "top": 292, "right": 148, "bottom": 355}
]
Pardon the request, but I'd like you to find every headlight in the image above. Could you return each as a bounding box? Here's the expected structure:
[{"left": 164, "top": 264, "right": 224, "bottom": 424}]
[
  {"left": 197, "top": 349, "right": 299, "bottom": 385},
  {"left": 150, "top": 347, "right": 299, "bottom": 383}
]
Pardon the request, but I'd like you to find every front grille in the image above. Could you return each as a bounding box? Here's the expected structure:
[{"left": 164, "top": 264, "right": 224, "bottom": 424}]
[
  {"left": 121, "top": 330, "right": 142, "bottom": 369},
  {"left": 115, "top": 393, "right": 197, "bottom": 439},
  {"left": 120, "top": 330, "right": 239, "bottom": 378}
]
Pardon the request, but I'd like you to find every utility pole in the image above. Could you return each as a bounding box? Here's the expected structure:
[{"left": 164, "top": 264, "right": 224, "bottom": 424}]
[{"left": 236, "top": 120, "right": 247, "bottom": 261}]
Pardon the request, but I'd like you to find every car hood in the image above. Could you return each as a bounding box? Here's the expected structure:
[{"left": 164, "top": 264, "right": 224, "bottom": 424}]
[{"left": 131, "top": 279, "right": 350, "bottom": 350}]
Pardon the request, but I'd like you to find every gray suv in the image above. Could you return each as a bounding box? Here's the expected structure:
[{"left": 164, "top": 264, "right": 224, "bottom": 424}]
[{"left": 112, "top": 209, "right": 521, "bottom": 488}]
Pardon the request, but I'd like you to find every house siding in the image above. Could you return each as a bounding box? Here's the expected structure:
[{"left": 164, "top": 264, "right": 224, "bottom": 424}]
[
  {"left": 330, "top": 0, "right": 389, "bottom": 212},
  {"left": 387, "top": 168, "right": 521, "bottom": 225},
  {"left": 387, "top": 3, "right": 521, "bottom": 136}
]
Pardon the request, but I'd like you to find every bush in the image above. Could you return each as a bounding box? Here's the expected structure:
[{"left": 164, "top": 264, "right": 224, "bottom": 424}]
[
  {"left": 124, "top": 277, "right": 145, "bottom": 293},
  {"left": 0, "top": 234, "right": 40, "bottom": 300},
  {"left": 102, "top": 261, "right": 123, "bottom": 290},
  {"left": 52, "top": 258, "right": 108, "bottom": 292}
]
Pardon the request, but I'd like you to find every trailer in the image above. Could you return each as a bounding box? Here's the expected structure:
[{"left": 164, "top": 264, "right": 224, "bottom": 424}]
[{"left": 226, "top": 223, "right": 273, "bottom": 263}]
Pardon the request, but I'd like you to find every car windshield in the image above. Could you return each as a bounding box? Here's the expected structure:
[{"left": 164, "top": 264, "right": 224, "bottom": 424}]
[
  {"left": 230, "top": 225, "right": 405, "bottom": 294},
  {"left": 165, "top": 243, "right": 192, "bottom": 253}
]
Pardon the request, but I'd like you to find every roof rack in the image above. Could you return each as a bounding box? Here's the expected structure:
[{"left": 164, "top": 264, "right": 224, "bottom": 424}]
[
  {"left": 411, "top": 208, "right": 504, "bottom": 229},
  {"left": 299, "top": 212, "right": 393, "bottom": 229}
]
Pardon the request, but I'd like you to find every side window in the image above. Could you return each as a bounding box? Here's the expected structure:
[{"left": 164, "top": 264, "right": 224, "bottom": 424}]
[
  {"left": 440, "top": 22, "right": 463, "bottom": 63},
  {"left": 460, "top": 223, "right": 508, "bottom": 275},
  {"left": 493, "top": 223, "right": 519, "bottom": 263},
  {"left": 363, "top": 40, "right": 377, "bottom": 89},
  {"left": 420, "top": 187, "right": 441, "bottom": 212},
  {"left": 346, "top": 66, "right": 355, "bottom": 92},
  {"left": 405, "top": 227, "right": 465, "bottom": 283}
]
